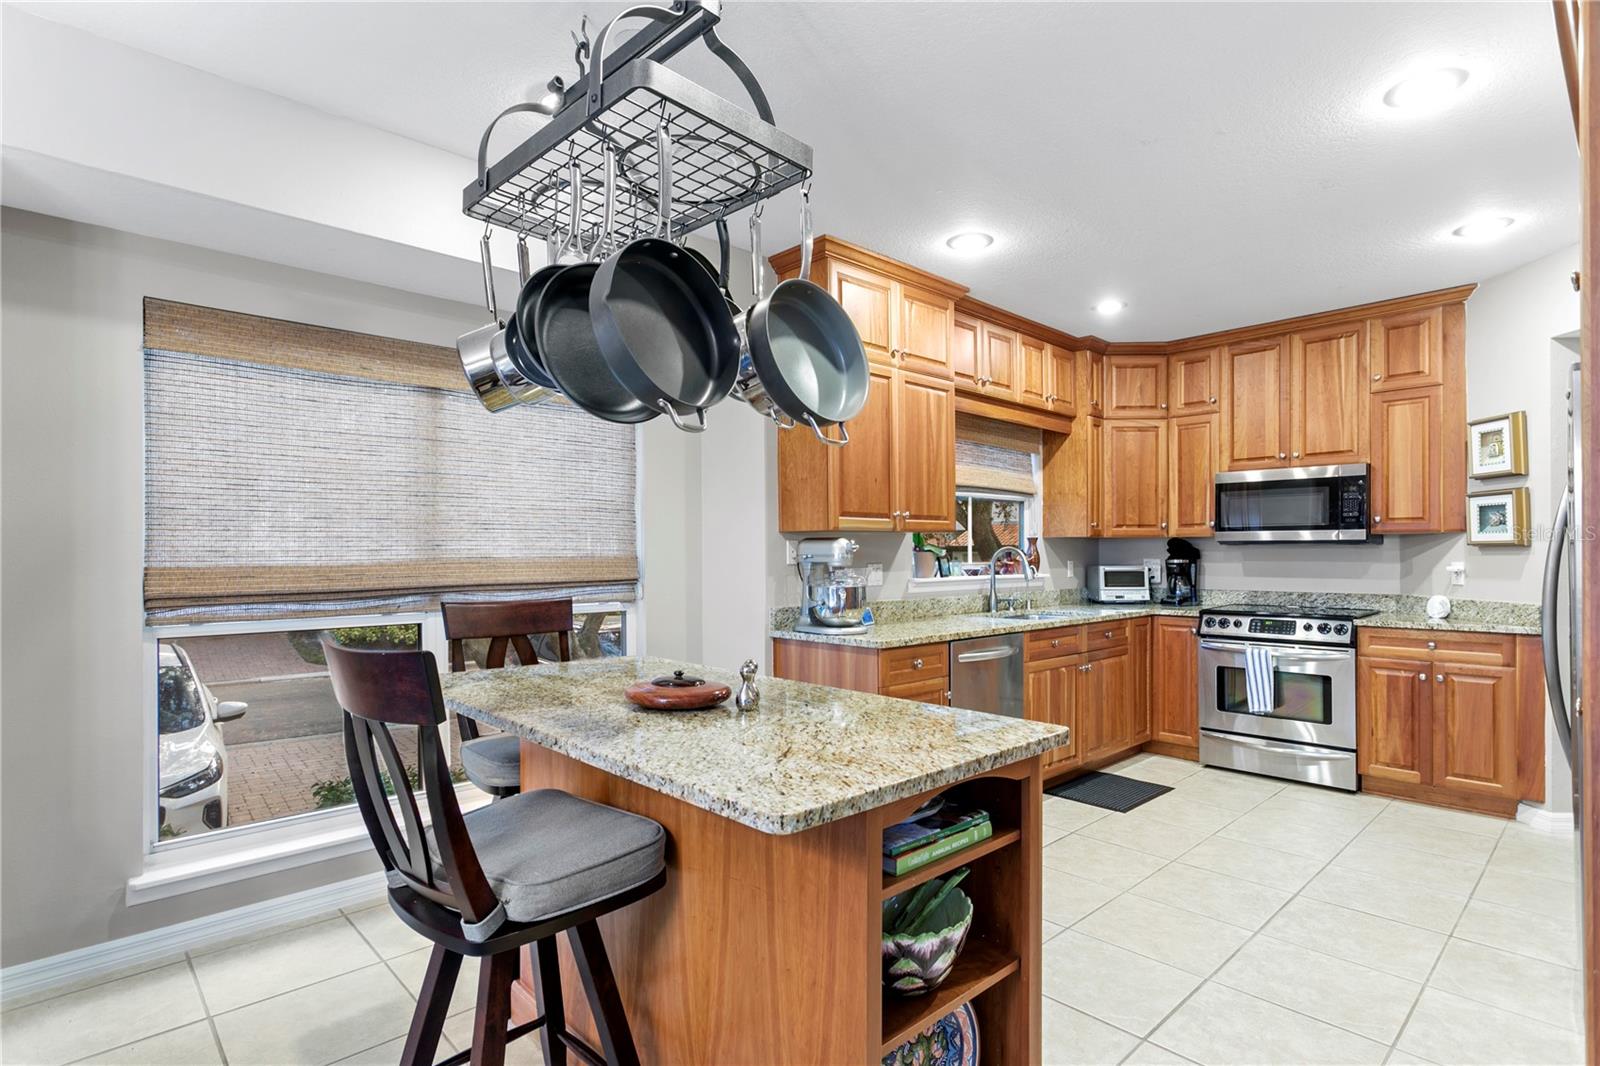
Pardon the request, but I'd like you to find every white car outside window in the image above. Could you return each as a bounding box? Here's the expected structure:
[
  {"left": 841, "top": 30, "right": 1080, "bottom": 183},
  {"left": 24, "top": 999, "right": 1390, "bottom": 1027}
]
[{"left": 158, "top": 644, "right": 246, "bottom": 837}]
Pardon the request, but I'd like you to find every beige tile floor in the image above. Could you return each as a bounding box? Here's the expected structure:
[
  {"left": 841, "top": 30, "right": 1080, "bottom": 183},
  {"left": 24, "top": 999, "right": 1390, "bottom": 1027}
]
[{"left": 0, "top": 753, "right": 1585, "bottom": 1065}]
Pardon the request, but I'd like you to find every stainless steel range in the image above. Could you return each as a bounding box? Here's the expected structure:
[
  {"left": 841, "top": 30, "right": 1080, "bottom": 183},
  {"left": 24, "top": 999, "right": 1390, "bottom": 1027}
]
[{"left": 1196, "top": 603, "right": 1379, "bottom": 791}]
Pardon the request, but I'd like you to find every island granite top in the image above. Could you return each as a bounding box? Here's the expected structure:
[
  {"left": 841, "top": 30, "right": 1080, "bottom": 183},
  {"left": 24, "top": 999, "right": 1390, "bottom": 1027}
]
[{"left": 442, "top": 657, "right": 1067, "bottom": 836}]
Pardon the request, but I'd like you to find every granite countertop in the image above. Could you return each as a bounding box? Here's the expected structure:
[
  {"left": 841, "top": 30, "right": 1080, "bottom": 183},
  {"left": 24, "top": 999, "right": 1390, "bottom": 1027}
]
[
  {"left": 442, "top": 657, "right": 1067, "bottom": 836},
  {"left": 770, "top": 597, "right": 1540, "bottom": 649}
]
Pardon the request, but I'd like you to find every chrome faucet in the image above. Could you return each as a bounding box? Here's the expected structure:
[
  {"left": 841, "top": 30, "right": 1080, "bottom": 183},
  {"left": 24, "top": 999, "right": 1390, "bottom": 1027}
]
[{"left": 989, "top": 545, "right": 1035, "bottom": 613}]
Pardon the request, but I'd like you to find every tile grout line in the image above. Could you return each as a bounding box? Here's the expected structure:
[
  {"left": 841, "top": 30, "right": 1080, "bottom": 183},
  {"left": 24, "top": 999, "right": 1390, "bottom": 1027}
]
[{"left": 184, "top": 953, "right": 232, "bottom": 1066}]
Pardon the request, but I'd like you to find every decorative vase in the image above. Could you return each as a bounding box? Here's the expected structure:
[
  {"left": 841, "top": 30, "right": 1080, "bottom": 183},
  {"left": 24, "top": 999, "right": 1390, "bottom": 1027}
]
[{"left": 881, "top": 888, "right": 973, "bottom": 994}]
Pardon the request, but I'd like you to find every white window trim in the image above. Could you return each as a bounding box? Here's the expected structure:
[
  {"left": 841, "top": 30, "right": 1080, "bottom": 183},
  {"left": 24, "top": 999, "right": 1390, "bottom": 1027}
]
[
  {"left": 133, "top": 602, "right": 635, "bottom": 903},
  {"left": 912, "top": 487, "right": 1046, "bottom": 590}
]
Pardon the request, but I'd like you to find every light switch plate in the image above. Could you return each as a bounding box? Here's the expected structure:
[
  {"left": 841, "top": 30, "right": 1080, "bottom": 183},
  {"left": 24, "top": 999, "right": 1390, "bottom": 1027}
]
[
  {"left": 1142, "top": 558, "right": 1162, "bottom": 586},
  {"left": 865, "top": 563, "right": 884, "bottom": 587},
  {"left": 1446, "top": 561, "right": 1466, "bottom": 587},
  {"left": 785, "top": 540, "right": 798, "bottom": 565}
]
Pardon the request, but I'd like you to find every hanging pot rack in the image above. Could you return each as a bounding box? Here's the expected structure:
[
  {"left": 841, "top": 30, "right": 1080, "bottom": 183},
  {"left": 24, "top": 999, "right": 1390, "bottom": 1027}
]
[{"left": 462, "top": 0, "right": 813, "bottom": 253}]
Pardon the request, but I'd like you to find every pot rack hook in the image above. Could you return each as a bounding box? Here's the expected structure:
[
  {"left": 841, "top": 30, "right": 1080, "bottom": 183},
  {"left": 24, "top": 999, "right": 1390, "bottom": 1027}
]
[
  {"left": 572, "top": 16, "right": 590, "bottom": 80},
  {"left": 478, "top": 223, "right": 499, "bottom": 322},
  {"left": 749, "top": 199, "right": 765, "bottom": 302},
  {"left": 798, "top": 178, "right": 814, "bottom": 282}
]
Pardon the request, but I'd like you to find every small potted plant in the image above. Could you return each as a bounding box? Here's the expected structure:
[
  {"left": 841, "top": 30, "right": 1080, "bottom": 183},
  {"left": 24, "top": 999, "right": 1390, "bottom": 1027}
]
[{"left": 912, "top": 533, "right": 946, "bottom": 579}]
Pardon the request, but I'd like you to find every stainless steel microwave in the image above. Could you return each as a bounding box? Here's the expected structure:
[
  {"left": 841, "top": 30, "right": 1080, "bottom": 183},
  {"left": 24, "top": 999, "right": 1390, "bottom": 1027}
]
[
  {"left": 1213, "top": 464, "right": 1372, "bottom": 542},
  {"left": 1088, "top": 565, "right": 1151, "bottom": 603}
]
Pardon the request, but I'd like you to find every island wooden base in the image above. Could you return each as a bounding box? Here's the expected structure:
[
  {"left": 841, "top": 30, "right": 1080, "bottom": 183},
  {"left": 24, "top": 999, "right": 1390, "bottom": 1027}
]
[{"left": 513, "top": 743, "right": 1044, "bottom": 1064}]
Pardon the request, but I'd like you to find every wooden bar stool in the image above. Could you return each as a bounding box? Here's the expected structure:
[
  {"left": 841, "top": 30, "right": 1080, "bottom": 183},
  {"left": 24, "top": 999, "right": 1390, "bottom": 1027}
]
[
  {"left": 441, "top": 600, "right": 574, "bottom": 799},
  {"left": 324, "top": 641, "right": 664, "bottom": 1066}
]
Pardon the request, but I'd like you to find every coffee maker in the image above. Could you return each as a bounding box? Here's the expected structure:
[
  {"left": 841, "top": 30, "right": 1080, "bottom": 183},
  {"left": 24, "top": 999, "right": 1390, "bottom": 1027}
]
[
  {"left": 1162, "top": 538, "right": 1200, "bottom": 606},
  {"left": 795, "top": 538, "right": 869, "bottom": 635}
]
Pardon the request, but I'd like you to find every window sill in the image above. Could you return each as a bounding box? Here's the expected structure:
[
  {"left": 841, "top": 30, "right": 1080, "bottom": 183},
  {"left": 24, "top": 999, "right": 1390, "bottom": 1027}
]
[
  {"left": 127, "top": 787, "right": 491, "bottom": 906},
  {"left": 905, "top": 573, "right": 1052, "bottom": 595}
]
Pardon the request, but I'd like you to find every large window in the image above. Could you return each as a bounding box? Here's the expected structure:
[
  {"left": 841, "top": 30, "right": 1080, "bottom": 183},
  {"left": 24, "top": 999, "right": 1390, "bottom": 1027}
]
[
  {"left": 920, "top": 492, "right": 1032, "bottom": 577},
  {"left": 151, "top": 606, "right": 629, "bottom": 846}
]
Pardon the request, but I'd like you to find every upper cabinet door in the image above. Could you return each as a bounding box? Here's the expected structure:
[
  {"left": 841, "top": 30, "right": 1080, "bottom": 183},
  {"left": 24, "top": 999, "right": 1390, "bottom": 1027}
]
[
  {"left": 1080, "top": 350, "right": 1105, "bottom": 416},
  {"left": 1287, "top": 321, "right": 1368, "bottom": 466},
  {"left": 1169, "top": 413, "right": 1218, "bottom": 538},
  {"left": 951, "top": 313, "right": 982, "bottom": 391},
  {"left": 1221, "top": 337, "right": 1285, "bottom": 469},
  {"left": 1103, "top": 354, "right": 1168, "bottom": 418},
  {"left": 1370, "top": 306, "right": 1444, "bottom": 392},
  {"left": 1101, "top": 419, "right": 1168, "bottom": 536},
  {"left": 897, "top": 282, "right": 954, "bottom": 379},
  {"left": 830, "top": 262, "right": 895, "bottom": 366},
  {"left": 1046, "top": 346, "right": 1077, "bottom": 416},
  {"left": 894, "top": 370, "right": 956, "bottom": 532},
  {"left": 1168, "top": 347, "right": 1221, "bottom": 415},
  {"left": 828, "top": 361, "right": 899, "bottom": 530},
  {"left": 1016, "top": 334, "right": 1050, "bottom": 409},
  {"left": 1370, "top": 385, "right": 1443, "bottom": 533},
  {"left": 980, "top": 324, "right": 1019, "bottom": 401}
]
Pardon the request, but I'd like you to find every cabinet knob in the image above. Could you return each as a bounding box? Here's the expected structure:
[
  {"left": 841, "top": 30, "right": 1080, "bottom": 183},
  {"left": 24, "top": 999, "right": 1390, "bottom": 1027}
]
[
  {"left": 1374, "top": 516, "right": 1382, "bottom": 524},
  {"left": 1050, "top": 639, "right": 1060, "bottom": 648},
  {"left": 1160, "top": 521, "right": 1168, "bottom": 529},
  {"left": 1436, "top": 673, "right": 1444, "bottom": 683},
  {"left": 1292, "top": 451, "right": 1300, "bottom": 459},
  {"left": 1417, "top": 672, "right": 1428, "bottom": 681},
  {"left": 1208, "top": 396, "right": 1217, "bottom": 404},
  {"left": 1277, "top": 452, "right": 1287, "bottom": 460},
  {"left": 1159, "top": 402, "right": 1168, "bottom": 410},
  {"left": 1426, "top": 641, "right": 1436, "bottom": 650},
  {"left": 912, "top": 658, "right": 924, "bottom": 670},
  {"left": 1372, "top": 373, "right": 1382, "bottom": 381},
  {"left": 1104, "top": 630, "right": 1113, "bottom": 638}
]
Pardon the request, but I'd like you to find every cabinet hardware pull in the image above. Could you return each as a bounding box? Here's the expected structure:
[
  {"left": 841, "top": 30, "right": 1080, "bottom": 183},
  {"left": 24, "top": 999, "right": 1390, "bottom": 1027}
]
[
  {"left": 1417, "top": 672, "right": 1427, "bottom": 681},
  {"left": 1159, "top": 402, "right": 1168, "bottom": 409},
  {"left": 1277, "top": 452, "right": 1287, "bottom": 460},
  {"left": 1160, "top": 521, "right": 1168, "bottom": 529},
  {"left": 1426, "top": 641, "right": 1436, "bottom": 650},
  {"left": 1050, "top": 639, "right": 1060, "bottom": 647},
  {"left": 1436, "top": 673, "right": 1444, "bottom": 683},
  {"left": 1372, "top": 373, "right": 1382, "bottom": 381},
  {"left": 1292, "top": 451, "right": 1300, "bottom": 458},
  {"left": 912, "top": 658, "right": 924, "bottom": 669},
  {"left": 1374, "top": 516, "right": 1382, "bottom": 524},
  {"left": 1208, "top": 396, "right": 1217, "bottom": 403}
]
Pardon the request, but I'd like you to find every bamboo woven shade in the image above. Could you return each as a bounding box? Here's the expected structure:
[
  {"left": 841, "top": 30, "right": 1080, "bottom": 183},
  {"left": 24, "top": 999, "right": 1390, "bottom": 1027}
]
[
  {"left": 955, "top": 413, "right": 1040, "bottom": 496},
  {"left": 144, "top": 303, "right": 637, "bottom": 618}
]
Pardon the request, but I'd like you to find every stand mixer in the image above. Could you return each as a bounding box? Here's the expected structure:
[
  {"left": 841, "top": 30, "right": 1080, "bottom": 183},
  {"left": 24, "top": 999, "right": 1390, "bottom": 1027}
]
[{"left": 795, "top": 538, "right": 869, "bottom": 635}]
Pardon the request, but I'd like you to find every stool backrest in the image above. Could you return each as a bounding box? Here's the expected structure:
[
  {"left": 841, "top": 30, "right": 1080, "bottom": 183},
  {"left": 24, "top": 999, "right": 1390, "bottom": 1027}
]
[
  {"left": 442, "top": 599, "right": 575, "bottom": 672},
  {"left": 322, "top": 640, "right": 500, "bottom": 929}
]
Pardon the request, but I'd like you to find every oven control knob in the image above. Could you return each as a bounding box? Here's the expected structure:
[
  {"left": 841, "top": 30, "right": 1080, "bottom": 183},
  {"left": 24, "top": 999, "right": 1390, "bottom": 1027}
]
[
  {"left": 1317, "top": 622, "right": 1332, "bottom": 634},
  {"left": 1232, "top": 618, "right": 1243, "bottom": 628},
  {"left": 1303, "top": 622, "right": 1314, "bottom": 632},
  {"left": 1333, "top": 623, "right": 1349, "bottom": 635}
]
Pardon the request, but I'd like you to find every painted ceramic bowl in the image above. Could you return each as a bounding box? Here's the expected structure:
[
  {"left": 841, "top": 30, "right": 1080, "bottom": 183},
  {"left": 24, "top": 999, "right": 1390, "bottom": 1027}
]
[
  {"left": 882, "top": 888, "right": 973, "bottom": 994},
  {"left": 880, "top": 1002, "right": 979, "bottom": 1066}
]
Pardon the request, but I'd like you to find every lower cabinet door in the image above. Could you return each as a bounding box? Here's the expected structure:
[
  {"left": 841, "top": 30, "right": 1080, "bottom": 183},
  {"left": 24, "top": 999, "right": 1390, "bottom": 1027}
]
[
  {"left": 1431, "top": 663, "right": 1518, "bottom": 798},
  {"left": 1152, "top": 618, "right": 1200, "bottom": 748},
  {"left": 1357, "top": 657, "right": 1429, "bottom": 785},
  {"left": 884, "top": 677, "right": 949, "bottom": 705},
  {"left": 1026, "top": 663, "right": 1077, "bottom": 768}
]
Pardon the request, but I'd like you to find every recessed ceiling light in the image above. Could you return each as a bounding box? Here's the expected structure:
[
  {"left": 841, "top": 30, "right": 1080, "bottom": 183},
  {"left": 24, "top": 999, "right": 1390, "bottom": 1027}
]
[
  {"left": 1094, "top": 298, "right": 1127, "bottom": 316},
  {"left": 1383, "top": 67, "right": 1469, "bottom": 111},
  {"left": 1451, "top": 215, "right": 1516, "bottom": 241},
  {"left": 945, "top": 231, "right": 994, "bottom": 253}
]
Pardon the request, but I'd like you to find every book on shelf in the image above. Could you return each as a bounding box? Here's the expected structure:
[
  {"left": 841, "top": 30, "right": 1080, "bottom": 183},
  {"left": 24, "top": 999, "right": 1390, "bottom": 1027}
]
[
  {"left": 883, "top": 819, "right": 994, "bottom": 876},
  {"left": 883, "top": 804, "right": 991, "bottom": 857}
]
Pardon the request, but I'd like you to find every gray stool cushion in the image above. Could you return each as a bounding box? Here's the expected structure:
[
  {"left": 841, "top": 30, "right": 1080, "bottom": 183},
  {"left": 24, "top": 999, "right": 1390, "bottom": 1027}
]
[
  {"left": 461, "top": 789, "right": 665, "bottom": 923},
  {"left": 459, "top": 734, "right": 522, "bottom": 791}
]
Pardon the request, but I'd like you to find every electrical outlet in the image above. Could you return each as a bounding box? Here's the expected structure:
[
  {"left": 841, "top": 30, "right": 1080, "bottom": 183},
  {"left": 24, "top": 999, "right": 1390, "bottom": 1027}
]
[
  {"left": 1142, "top": 558, "right": 1162, "bottom": 586},
  {"left": 865, "top": 563, "right": 884, "bottom": 587},
  {"left": 785, "top": 540, "right": 798, "bottom": 565},
  {"left": 1063, "top": 561, "right": 1074, "bottom": 579},
  {"left": 1446, "top": 561, "right": 1466, "bottom": 587}
]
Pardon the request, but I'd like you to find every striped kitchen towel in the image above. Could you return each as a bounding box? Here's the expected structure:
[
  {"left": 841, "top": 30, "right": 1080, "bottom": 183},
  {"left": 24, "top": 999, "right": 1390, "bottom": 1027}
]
[{"left": 1244, "top": 645, "right": 1276, "bottom": 716}]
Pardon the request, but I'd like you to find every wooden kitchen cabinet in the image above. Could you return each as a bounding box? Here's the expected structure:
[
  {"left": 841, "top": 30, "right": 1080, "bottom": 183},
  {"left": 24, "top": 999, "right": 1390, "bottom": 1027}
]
[
  {"left": 828, "top": 260, "right": 895, "bottom": 366},
  {"left": 1169, "top": 347, "right": 1221, "bottom": 415},
  {"left": 1103, "top": 353, "right": 1169, "bottom": 418},
  {"left": 771, "top": 640, "right": 949, "bottom": 704},
  {"left": 777, "top": 364, "right": 956, "bottom": 533},
  {"left": 1128, "top": 618, "right": 1152, "bottom": 746},
  {"left": 1169, "top": 414, "right": 1218, "bottom": 538},
  {"left": 1017, "top": 334, "right": 1050, "bottom": 409},
  {"left": 1101, "top": 419, "right": 1168, "bottom": 536},
  {"left": 1221, "top": 337, "right": 1286, "bottom": 468},
  {"left": 1025, "top": 662, "right": 1076, "bottom": 769},
  {"left": 1081, "top": 649, "right": 1139, "bottom": 759},
  {"left": 979, "top": 323, "right": 1019, "bottom": 401},
  {"left": 1150, "top": 617, "right": 1200, "bottom": 752},
  {"left": 897, "top": 282, "right": 955, "bottom": 378},
  {"left": 1356, "top": 628, "right": 1535, "bottom": 814},
  {"left": 1286, "top": 320, "right": 1368, "bottom": 466},
  {"left": 1041, "top": 417, "right": 1102, "bottom": 538},
  {"left": 1370, "top": 385, "right": 1446, "bottom": 533},
  {"left": 1047, "top": 347, "right": 1077, "bottom": 416},
  {"left": 951, "top": 313, "right": 982, "bottom": 391},
  {"left": 1369, "top": 305, "right": 1445, "bottom": 392},
  {"left": 1080, "top": 350, "right": 1105, "bottom": 415}
]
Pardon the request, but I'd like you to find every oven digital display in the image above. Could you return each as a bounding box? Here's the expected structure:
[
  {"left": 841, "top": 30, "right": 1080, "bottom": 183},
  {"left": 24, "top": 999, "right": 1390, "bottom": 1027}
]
[{"left": 1248, "top": 618, "right": 1298, "bottom": 636}]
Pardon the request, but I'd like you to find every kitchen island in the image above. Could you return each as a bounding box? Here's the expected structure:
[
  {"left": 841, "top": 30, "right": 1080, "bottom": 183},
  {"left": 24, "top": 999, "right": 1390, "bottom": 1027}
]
[{"left": 443, "top": 657, "right": 1067, "bottom": 1065}]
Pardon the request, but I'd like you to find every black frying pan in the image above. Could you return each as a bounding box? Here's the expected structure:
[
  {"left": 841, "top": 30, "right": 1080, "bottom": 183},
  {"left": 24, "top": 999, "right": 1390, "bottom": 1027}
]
[{"left": 534, "top": 262, "right": 658, "bottom": 424}]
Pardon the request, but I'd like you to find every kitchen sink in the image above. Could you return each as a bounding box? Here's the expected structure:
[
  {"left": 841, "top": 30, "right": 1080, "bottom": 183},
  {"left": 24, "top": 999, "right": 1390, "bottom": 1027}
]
[{"left": 995, "top": 609, "right": 1083, "bottom": 621}]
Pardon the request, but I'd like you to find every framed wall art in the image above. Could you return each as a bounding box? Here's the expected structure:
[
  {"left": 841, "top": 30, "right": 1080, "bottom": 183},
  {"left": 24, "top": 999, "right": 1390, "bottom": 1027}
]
[
  {"left": 1467, "top": 411, "right": 1529, "bottom": 479},
  {"left": 1466, "top": 487, "right": 1532, "bottom": 546}
]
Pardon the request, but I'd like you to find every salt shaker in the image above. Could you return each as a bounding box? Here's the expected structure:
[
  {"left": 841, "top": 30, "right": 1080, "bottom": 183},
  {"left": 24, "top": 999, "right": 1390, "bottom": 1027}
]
[{"left": 734, "top": 658, "right": 761, "bottom": 712}]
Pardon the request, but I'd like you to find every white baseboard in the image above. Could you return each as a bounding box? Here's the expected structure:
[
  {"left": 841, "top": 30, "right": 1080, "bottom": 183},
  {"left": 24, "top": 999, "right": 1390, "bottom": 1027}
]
[
  {"left": 1516, "top": 802, "right": 1577, "bottom": 833},
  {"left": 0, "top": 872, "right": 386, "bottom": 1009}
]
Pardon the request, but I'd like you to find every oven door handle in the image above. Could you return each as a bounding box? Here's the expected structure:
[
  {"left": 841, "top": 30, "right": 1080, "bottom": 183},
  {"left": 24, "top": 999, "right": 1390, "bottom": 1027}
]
[{"left": 1197, "top": 641, "right": 1349, "bottom": 662}]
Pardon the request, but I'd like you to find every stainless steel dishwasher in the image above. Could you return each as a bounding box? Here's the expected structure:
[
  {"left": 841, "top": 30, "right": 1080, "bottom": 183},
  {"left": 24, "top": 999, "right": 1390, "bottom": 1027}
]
[{"left": 949, "top": 633, "right": 1024, "bottom": 717}]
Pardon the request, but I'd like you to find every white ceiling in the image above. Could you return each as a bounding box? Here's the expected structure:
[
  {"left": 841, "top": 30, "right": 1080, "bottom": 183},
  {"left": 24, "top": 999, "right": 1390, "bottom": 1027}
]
[{"left": 15, "top": 1, "right": 1579, "bottom": 340}]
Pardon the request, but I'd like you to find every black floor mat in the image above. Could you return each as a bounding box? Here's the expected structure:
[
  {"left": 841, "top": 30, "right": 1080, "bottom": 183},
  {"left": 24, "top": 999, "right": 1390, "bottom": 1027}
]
[{"left": 1046, "top": 771, "right": 1172, "bottom": 813}]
